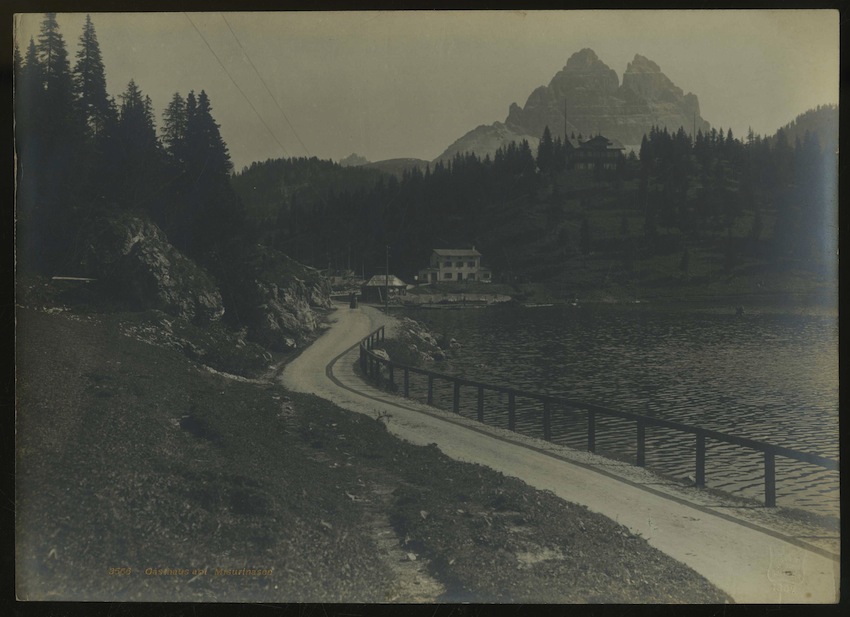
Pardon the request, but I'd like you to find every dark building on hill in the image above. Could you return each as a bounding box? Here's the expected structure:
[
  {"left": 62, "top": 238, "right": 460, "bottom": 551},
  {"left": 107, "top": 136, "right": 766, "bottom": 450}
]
[{"left": 567, "top": 134, "right": 625, "bottom": 170}]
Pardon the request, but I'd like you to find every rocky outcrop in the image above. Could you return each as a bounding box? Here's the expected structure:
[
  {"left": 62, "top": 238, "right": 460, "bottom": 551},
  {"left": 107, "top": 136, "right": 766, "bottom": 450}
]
[
  {"left": 223, "top": 244, "right": 332, "bottom": 352},
  {"left": 78, "top": 213, "right": 332, "bottom": 353},
  {"left": 436, "top": 48, "right": 710, "bottom": 162},
  {"left": 83, "top": 213, "right": 225, "bottom": 324},
  {"left": 392, "top": 317, "right": 460, "bottom": 364}
]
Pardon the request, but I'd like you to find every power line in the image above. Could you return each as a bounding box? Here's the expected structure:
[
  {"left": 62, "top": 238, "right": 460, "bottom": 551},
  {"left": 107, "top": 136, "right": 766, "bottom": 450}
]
[
  {"left": 183, "top": 12, "right": 290, "bottom": 159},
  {"left": 219, "top": 12, "right": 311, "bottom": 157}
]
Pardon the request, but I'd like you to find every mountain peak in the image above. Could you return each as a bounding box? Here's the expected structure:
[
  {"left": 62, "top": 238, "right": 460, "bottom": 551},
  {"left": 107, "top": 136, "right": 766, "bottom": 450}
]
[
  {"left": 564, "top": 48, "right": 602, "bottom": 69},
  {"left": 435, "top": 49, "right": 710, "bottom": 162},
  {"left": 625, "top": 54, "right": 662, "bottom": 74}
]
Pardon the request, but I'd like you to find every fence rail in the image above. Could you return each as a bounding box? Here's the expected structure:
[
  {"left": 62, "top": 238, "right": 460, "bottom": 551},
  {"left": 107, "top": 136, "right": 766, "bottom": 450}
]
[{"left": 358, "top": 326, "right": 838, "bottom": 508}]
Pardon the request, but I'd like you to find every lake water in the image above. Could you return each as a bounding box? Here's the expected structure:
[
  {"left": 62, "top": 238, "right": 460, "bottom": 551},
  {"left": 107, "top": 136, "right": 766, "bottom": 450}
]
[{"left": 400, "top": 304, "right": 840, "bottom": 517}]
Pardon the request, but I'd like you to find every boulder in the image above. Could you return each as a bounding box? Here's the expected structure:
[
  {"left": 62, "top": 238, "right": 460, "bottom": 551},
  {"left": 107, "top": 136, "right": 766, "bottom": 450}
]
[
  {"left": 222, "top": 244, "right": 333, "bottom": 351},
  {"left": 372, "top": 349, "right": 391, "bottom": 362},
  {"left": 84, "top": 213, "right": 224, "bottom": 324}
]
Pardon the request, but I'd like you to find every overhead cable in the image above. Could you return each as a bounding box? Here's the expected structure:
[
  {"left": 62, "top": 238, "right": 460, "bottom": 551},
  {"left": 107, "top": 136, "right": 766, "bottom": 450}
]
[
  {"left": 219, "top": 12, "right": 311, "bottom": 157},
  {"left": 183, "top": 12, "right": 290, "bottom": 158}
]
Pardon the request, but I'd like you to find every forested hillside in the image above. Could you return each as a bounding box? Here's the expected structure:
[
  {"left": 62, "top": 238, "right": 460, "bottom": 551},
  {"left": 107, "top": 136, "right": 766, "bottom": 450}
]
[{"left": 233, "top": 118, "right": 836, "bottom": 302}]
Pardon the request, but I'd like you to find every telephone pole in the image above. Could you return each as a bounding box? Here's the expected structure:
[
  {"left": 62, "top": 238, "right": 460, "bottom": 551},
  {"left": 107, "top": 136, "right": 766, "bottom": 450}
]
[
  {"left": 564, "top": 99, "right": 568, "bottom": 168},
  {"left": 385, "top": 245, "right": 390, "bottom": 312}
]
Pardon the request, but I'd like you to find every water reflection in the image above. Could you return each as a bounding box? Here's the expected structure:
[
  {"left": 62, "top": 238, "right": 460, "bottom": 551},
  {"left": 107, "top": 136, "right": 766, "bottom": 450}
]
[{"left": 402, "top": 305, "right": 839, "bottom": 516}]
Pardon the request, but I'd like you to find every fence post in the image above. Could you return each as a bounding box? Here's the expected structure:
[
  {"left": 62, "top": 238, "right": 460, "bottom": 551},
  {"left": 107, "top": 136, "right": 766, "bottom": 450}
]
[
  {"left": 453, "top": 381, "right": 460, "bottom": 414},
  {"left": 477, "top": 386, "right": 484, "bottom": 422},
  {"left": 508, "top": 391, "right": 516, "bottom": 431},
  {"left": 587, "top": 409, "right": 596, "bottom": 453},
  {"left": 360, "top": 346, "right": 365, "bottom": 372},
  {"left": 636, "top": 420, "right": 645, "bottom": 467},
  {"left": 695, "top": 431, "right": 706, "bottom": 487},
  {"left": 427, "top": 374, "right": 434, "bottom": 405},
  {"left": 764, "top": 450, "right": 776, "bottom": 507},
  {"left": 403, "top": 368, "right": 409, "bottom": 398},
  {"left": 543, "top": 400, "right": 552, "bottom": 442}
]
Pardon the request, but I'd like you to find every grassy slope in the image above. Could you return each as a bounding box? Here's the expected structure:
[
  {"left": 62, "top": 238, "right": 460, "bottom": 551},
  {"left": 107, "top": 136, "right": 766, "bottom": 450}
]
[{"left": 16, "top": 308, "right": 730, "bottom": 603}]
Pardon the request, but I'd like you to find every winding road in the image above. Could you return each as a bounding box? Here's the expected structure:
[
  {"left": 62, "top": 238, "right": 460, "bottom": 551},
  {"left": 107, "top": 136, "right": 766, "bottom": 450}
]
[{"left": 281, "top": 303, "right": 840, "bottom": 603}]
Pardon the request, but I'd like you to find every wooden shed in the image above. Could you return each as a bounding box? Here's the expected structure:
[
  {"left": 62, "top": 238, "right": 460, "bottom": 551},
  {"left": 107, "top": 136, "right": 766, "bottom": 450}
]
[{"left": 360, "top": 274, "right": 408, "bottom": 303}]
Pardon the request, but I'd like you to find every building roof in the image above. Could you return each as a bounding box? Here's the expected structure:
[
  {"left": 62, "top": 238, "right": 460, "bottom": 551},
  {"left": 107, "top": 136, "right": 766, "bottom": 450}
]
[
  {"left": 432, "top": 248, "right": 481, "bottom": 257},
  {"left": 576, "top": 135, "right": 625, "bottom": 151},
  {"left": 363, "top": 274, "right": 407, "bottom": 287}
]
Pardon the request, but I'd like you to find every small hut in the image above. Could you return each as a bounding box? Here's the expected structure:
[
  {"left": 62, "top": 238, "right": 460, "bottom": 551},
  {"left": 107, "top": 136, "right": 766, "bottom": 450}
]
[{"left": 361, "top": 274, "right": 408, "bottom": 303}]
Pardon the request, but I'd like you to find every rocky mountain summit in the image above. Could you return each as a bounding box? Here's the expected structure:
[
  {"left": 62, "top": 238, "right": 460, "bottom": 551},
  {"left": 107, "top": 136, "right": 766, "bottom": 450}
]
[
  {"left": 436, "top": 48, "right": 710, "bottom": 162},
  {"left": 339, "top": 153, "right": 370, "bottom": 167}
]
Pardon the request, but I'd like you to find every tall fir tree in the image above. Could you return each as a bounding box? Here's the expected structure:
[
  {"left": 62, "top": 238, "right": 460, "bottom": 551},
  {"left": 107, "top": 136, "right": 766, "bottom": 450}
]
[
  {"left": 186, "top": 90, "right": 233, "bottom": 179},
  {"left": 172, "top": 90, "right": 243, "bottom": 258},
  {"left": 161, "top": 92, "right": 188, "bottom": 164},
  {"left": 37, "top": 13, "right": 78, "bottom": 137},
  {"left": 15, "top": 39, "right": 42, "bottom": 139},
  {"left": 536, "top": 126, "right": 555, "bottom": 174},
  {"left": 102, "top": 79, "right": 165, "bottom": 212},
  {"left": 73, "top": 15, "right": 112, "bottom": 138},
  {"left": 21, "top": 14, "right": 88, "bottom": 272}
]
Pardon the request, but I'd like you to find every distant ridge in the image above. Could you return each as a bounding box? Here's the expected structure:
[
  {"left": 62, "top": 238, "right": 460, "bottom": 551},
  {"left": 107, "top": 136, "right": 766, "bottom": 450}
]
[
  {"left": 769, "top": 104, "right": 837, "bottom": 155},
  {"left": 361, "top": 158, "right": 431, "bottom": 178},
  {"left": 339, "top": 153, "right": 370, "bottom": 167}
]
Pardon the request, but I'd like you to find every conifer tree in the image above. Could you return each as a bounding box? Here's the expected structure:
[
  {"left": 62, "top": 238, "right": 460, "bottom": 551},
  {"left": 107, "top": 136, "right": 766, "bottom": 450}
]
[
  {"left": 536, "top": 126, "right": 554, "bottom": 173},
  {"left": 103, "top": 79, "right": 165, "bottom": 210},
  {"left": 37, "top": 13, "right": 78, "bottom": 137},
  {"left": 13, "top": 41, "right": 22, "bottom": 76},
  {"left": 73, "top": 15, "right": 113, "bottom": 138},
  {"left": 22, "top": 14, "right": 88, "bottom": 271},
  {"left": 15, "top": 39, "right": 42, "bottom": 138},
  {"left": 162, "top": 92, "right": 188, "bottom": 163},
  {"left": 172, "top": 89, "right": 243, "bottom": 257}
]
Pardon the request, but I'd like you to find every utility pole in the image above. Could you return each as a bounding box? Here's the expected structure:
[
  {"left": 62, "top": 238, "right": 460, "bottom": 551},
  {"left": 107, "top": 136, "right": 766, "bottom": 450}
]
[
  {"left": 385, "top": 245, "right": 390, "bottom": 312},
  {"left": 564, "top": 99, "right": 568, "bottom": 169}
]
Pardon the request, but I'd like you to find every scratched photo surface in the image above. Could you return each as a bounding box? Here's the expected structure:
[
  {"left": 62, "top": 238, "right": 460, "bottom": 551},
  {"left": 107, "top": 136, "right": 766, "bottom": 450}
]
[{"left": 14, "top": 10, "right": 839, "bottom": 603}]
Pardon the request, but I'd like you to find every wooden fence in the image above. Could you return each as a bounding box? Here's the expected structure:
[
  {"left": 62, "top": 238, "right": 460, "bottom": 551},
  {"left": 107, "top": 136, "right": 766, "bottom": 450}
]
[{"left": 359, "top": 326, "right": 838, "bottom": 508}]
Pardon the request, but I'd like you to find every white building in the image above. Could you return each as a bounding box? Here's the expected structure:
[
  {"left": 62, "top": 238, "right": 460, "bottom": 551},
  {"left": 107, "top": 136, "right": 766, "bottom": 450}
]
[{"left": 418, "top": 248, "right": 491, "bottom": 284}]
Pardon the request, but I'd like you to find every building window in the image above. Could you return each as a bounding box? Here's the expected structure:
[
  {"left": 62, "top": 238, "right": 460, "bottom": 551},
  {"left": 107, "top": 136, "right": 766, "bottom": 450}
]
[
  {"left": 443, "top": 272, "right": 452, "bottom": 279},
  {"left": 444, "top": 261, "right": 452, "bottom": 267},
  {"left": 467, "top": 261, "right": 476, "bottom": 268},
  {"left": 468, "top": 273, "right": 476, "bottom": 280},
  {"left": 456, "top": 261, "right": 464, "bottom": 268}
]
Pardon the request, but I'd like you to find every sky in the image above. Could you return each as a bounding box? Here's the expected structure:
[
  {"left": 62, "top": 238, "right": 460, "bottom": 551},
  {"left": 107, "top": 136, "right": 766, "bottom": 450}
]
[{"left": 14, "top": 10, "right": 840, "bottom": 172}]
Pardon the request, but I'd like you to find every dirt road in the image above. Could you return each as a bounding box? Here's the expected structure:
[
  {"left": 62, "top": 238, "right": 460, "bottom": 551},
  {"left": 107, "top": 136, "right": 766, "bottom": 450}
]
[{"left": 281, "top": 303, "right": 840, "bottom": 603}]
